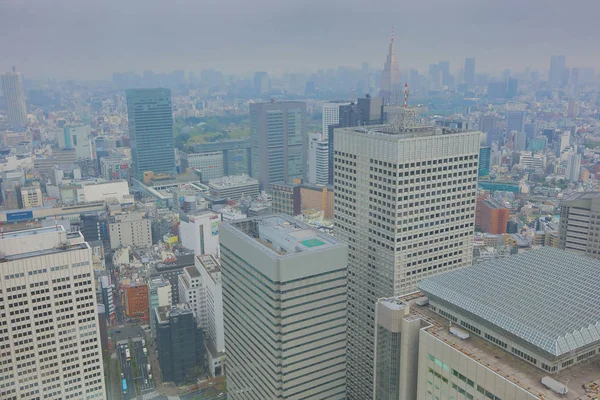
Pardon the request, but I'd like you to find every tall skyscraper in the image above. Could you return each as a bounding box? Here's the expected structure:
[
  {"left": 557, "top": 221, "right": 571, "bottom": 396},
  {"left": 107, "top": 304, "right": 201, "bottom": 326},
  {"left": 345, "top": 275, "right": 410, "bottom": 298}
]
[
  {"left": 0, "top": 226, "right": 106, "bottom": 399},
  {"left": 308, "top": 132, "right": 330, "bottom": 185},
  {"left": 250, "top": 101, "right": 306, "bottom": 190},
  {"left": 479, "top": 114, "right": 497, "bottom": 134},
  {"left": 335, "top": 117, "right": 479, "bottom": 399},
  {"left": 439, "top": 61, "right": 451, "bottom": 86},
  {"left": 322, "top": 101, "right": 351, "bottom": 137},
  {"left": 429, "top": 63, "right": 441, "bottom": 90},
  {"left": 126, "top": 88, "right": 176, "bottom": 180},
  {"left": 549, "top": 55, "right": 566, "bottom": 87},
  {"left": 253, "top": 71, "right": 270, "bottom": 96},
  {"left": 1, "top": 67, "right": 28, "bottom": 129},
  {"left": 464, "top": 57, "right": 476, "bottom": 85},
  {"left": 507, "top": 77, "right": 518, "bottom": 98},
  {"left": 379, "top": 32, "right": 401, "bottom": 105},
  {"left": 221, "top": 215, "right": 348, "bottom": 399},
  {"left": 59, "top": 124, "right": 92, "bottom": 159},
  {"left": 565, "top": 152, "right": 581, "bottom": 182},
  {"left": 506, "top": 110, "right": 525, "bottom": 135}
]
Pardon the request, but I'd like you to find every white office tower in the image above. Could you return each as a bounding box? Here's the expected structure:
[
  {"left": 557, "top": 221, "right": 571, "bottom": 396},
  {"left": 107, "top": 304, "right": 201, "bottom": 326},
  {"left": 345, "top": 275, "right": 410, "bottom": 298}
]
[
  {"left": 149, "top": 276, "right": 172, "bottom": 338},
  {"left": 565, "top": 152, "right": 581, "bottom": 182},
  {"left": 221, "top": 215, "right": 348, "bottom": 399},
  {"left": 334, "top": 116, "right": 480, "bottom": 400},
  {"left": 1, "top": 68, "right": 28, "bottom": 129},
  {"left": 308, "top": 132, "right": 330, "bottom": 185},
  {"left": 559, "top": 131, "right": 570, "bottom": 153},
  {"left": 196, "top": 254, "right": 226, "bottom": 376},
  {"left": 322, "top": 101, "right": 350, "bottom": 138},
  {"left": 0, "top": 226, "right": 106, "bottom": 399}
]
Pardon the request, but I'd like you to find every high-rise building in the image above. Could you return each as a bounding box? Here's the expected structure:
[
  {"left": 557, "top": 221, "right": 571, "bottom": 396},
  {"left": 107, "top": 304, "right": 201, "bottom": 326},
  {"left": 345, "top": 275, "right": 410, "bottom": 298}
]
[
  {"left": 250, "top": 101, "right": 307, "bottom": 190},
  {"left": 476, "top": 196, "right": 509, "bottom": 234},
  {"left": 322, "top": 101, "right": 351, "bottom": 137},
  {"left": 108, "top": 211, "right": 152, "bottom": 249},
  {"left": 486, "top": 81, "right": 506, "bottom": 100},
  {"left": 1, "top": 67, "right": 27, "bottom": 129},
  {"left": 372, "top": 248, "right": 600, "bottom": 400},
  {"left": 328, "top": 95, "right": 383, "bottom": 184},
  {"left": 178, "top": 210, "right": 221, "bottom": 256},
  {"left": 506, "top": 110, "right": 525, "bottom": 135},
  {"left": 335, "top": 119, "right": 479, "bottom": 399},
  {"left": 59, "top": 125, "right": 92, "bottom": 159},
  {"left": 123, "top": 281, "right": 149, "bottom": 320},
  {"left": 429, "top": 63, "right": 442, "bottom": 90},
  {"left": 221, "top": 215, "right": 348, "bottom": 400},
  {"left": 549, "top": 55, "right": 566, "bottom": 87},
  {"left": 0, "top": 226, "right": 106, "bottom": 399},
  {"left": 566, "top": 152, "right": 581, "bottom": 182},
  {"left": 380, "top": 33, "right": 402, "bottom": 105},
  {"left": 126, "top": 88, "right": 176, "bottom": 180},
  {"left": 253, "top": 71, "right": 270, "bottom": 95},
  {"left": 559, "top": 131, "right": 571, "bottom": 153},
  {"left": 478, "top": 114, "right": 496, "bottom": 135},
  {"left": 185, "top": 139, "right": 252, "bottom": 176},
  {"left": 439, "top": 61, "right": 451, "bottom": 86},
  {"left": 308, "top": 132, "right": 330, "bottom": 185},
  {"left": 558, "top": 192, "right": 600, "bottom": 258},
  {"left": 464, "top": 57, "right": 476, "bottom": 85},
  {"left": 271, "top": 182, "right": 302, "bottom": 216},
  {"left": 478, "top": 146, "right": 491, "bottom": 176},
  {"left": 155, "top": 303, "right": 204, "bottom": 385},
  {"left": 148, "top": 276, "right": 172, "bottom": 338}
]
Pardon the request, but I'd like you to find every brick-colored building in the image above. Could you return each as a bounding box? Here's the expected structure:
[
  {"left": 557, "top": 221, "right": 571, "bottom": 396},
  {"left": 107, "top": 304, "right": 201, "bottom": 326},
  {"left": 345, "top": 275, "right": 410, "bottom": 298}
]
[
  {"left": 300, "top": 184, "right": 334, "bottom": 219},
  {"left": 123, "top": 282, "right": 149, "bottom": 320},
  {"left": 476, "top": 197, "right": 509, "bottom": 234}
]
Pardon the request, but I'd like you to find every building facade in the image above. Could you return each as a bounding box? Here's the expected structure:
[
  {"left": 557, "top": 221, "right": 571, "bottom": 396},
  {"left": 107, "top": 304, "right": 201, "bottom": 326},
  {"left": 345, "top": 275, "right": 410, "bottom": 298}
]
[
  {"left": 188, "top": 139, "right": 251, "bottom": 177},
  {"left": 59, "top": 125, "right": 92, "bottom": 159},
  {"left": 155, "top": 304, "right": 204, "bottom": 385},
  {"left": 271, "top": 182, "right": 301, "bottom": 216},
  {"left": 127, "top": 88, "right": 176, "bottom": 180},
  {"left": 249, "top": 101, "right": 307, "bottom": 190},
  {"left": 1, "top": 68, "right": 27, "bottom": 129},
  {"left": 334, "top": 121, "right": 479, "bottom": 399},
  {"left": 108, "top": 211, "right": 152, "bottom": 249},
  {"left": 558, "top": 192, "right": 600, "bottom": 258},
  {"left": 308, "top": 132, "right": 330, "bottom": 185},
  {"left": 221, "top": 215, "right": 348, "bottom": 399},
  {"left": 476, "top": 197, "right": 509, "bottom": 234},
  {"left": 179, "top": 210, "right": 220, "bottom": 256},
  {"left": 380, "top": 35, "right": 402, "bottom": 105},
  {"left": 207, "top": 175, "right": 260, "bottom": 201},
  {"left": 148, "top": 276, "right": 172, "bottom": 338},
  {"left": 181, "top": 151, "right": 224, "bottom": 181},
  {"left": 322, "top": 101, "right": 351, "bottom": 138},
  {"left": 0, "top": 226, "right": 106, "bottom": 399},
  {"left": 123, "top": 282, "right": 149, "bottom": 320}
]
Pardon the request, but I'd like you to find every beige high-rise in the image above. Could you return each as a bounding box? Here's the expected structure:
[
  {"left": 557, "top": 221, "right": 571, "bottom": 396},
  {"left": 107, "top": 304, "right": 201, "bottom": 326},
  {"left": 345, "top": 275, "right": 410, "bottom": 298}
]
[{"left": 334, "top": 120, "right": 480, "bottom": 399}]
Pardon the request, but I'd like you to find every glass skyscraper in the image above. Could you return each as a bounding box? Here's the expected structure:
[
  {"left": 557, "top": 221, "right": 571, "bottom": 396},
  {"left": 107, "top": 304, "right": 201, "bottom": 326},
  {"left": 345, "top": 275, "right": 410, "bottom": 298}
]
[{"left": 126, "top": 88, "right": 176, "bottom": 180}]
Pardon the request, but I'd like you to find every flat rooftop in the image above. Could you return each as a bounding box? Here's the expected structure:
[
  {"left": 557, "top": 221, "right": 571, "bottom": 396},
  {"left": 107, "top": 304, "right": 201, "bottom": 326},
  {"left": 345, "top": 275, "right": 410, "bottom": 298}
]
[
  {"left": 0, "top": 242, "right": 88, "bottom": 263},
  {"left": 1, "top": 225, "right": 63, "bottom": 239},
  {"left": 208, "top": 174, "right": 259, "bottom": 189},
  {"left": 402, "top": 296, "right": 600, "bottom": 400},
  {"left": 228, "top": 214, "right": 343, "bottom": 256},
  {"left": 197, "top": 254, "right": 220, "bottom": 274},
  {"left": 185, "top": 265, "right": 200, "bottom": 278},
  {"left": 419, "top": 248, "right": 600, "bottom": 358}
]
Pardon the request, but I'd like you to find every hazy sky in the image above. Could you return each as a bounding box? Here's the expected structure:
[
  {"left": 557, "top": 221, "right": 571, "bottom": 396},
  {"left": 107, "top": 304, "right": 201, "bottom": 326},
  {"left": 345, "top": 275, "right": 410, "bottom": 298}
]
[{"left": 1, "top": 0, "right": 599, "bottom": 80}]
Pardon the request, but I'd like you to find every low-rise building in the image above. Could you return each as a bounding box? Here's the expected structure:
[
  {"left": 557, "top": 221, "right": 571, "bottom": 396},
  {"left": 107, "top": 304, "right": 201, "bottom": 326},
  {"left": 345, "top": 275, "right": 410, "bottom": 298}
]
[
  {"left": 207, "top": 174, "right": 259, "bottom": 201},
  {"left": 109, "top": 211, "right": 152, "bottom": 249},
  {"left": 179, "top": 209, "right": 220, "bottom": 256},
  {"left": 476, "top": 197, "right": 510, "bottom": 234},
  {"left": 123, "top": 281, "right": 149, "bottom": 320}
]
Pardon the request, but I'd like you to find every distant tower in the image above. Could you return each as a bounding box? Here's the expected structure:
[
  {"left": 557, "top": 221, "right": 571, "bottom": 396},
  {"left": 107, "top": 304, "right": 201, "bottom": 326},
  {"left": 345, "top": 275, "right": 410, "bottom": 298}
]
[
  {"left": 464, "top": 57, "right": 476, "bottom": 86},
  {"left": 1, "top": 67, "right": 28, "bottom": 129},
  {"left": 379, "top": 28, "right": 401, "bottom": 105}
]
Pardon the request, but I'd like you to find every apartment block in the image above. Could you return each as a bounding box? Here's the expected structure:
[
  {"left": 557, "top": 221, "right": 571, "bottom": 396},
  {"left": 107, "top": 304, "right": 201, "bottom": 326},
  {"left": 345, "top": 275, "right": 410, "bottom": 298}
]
[{"left": 108, "top": 211, "right": 152, "bottom": 249}]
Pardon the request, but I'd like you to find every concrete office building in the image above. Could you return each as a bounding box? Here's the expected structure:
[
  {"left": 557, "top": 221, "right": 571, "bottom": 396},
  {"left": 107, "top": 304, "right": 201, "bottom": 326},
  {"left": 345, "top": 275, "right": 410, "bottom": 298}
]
[
  {"left": 207, "top": 174, "right": 260, "bottom": 201},
  {"left": 188, "top": 139, "right": 251, "bottom": 177},
  {"left": 565, "top": 152, "right": 581, "bottom": 182},
  {"left": 334, "top": 119, "right": 479, "bottom": 399},
  {"left": 178, "top": 264, "right": 202, "bottom": 324},
  {"left": 271, "top": 182, "right": 301, "bottom": 216},
  {"left": 549, "top": 55, "right": 566, "bottom": 87},
  {"left": 0, "top": 226, "right": 106, "bottom": 399},
  {"left": 179, "top": 210, "right": 220, "bottom": 256},
  {"left": 148, "top": 276, "right": 172, "bottom": 338},
  {"left": 127, "top": 88, "right": 176, "bottom": 180},
  {"left": 558, "top": 192, "right": 600, "bottom": 258},
  {"left": 1, "top": 68, "right": 28, "bottom": 129},
  {"left": 196, "top": 254, "right": 226, "bottom": 377},
  {"left": 506, "top": 111, "right": 525, "bottom": 135},
  {"left": 59, "top": 125, "right": 92, "bottom": 159},
  {"left": 308, "top": 132, "right": 330, "bottom": 185},
  {"left": 151, "top": 254, "right": 195, "bottom": 305},
  {"left": 250, "top": 101, "right": 307, "bottom": 190},
  {"left": 155, "top": 304, "right": 204, "bottom": 385},
  {"left": 100, "top": 275, "right": 116, "bottom": 325},
  {"left": 108, "top": 211, "right": 152, "bottom": 249},
  {"left": 19, "top": 186, "right": 44, "bottom": 208},
  {"left": 181, "top": 151, "right": 224, "bottom": 181},
  {"left": 322, "top": 101, "right": 351, "bottom": 138},
  {"left": 123, "top": 281, "right": 149, "bottom": 320},
  {"left": 221, "top": 215, "right": 348, "bottom": 400}
]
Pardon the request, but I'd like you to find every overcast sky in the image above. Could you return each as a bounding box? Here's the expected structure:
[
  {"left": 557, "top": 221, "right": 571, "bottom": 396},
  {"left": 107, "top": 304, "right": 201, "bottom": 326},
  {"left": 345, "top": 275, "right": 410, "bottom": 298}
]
[{"left": 1, "top": 0, "right": 598, "bottom": 80}]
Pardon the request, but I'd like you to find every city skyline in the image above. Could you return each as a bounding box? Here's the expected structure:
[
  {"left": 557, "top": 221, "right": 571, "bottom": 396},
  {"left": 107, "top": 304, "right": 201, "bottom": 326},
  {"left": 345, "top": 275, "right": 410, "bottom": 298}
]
[{"left": 1, "top": 0, "right": 599, "bottom": 80}]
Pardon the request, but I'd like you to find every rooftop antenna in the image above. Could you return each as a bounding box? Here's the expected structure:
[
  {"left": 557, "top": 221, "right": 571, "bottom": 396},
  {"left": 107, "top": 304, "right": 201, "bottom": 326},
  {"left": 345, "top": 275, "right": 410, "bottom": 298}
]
[
  {"left": 0, "top": 221, "right": 3, "bottom": 239},
  {"left": 350, "top": 88, "right": 355, "bottom": 102},
  {"left": 404, "top": 82, "right": 409, "bottom": 109},
  {"left": 391, "top": 26, "right": 394, "bottom": 43}
]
